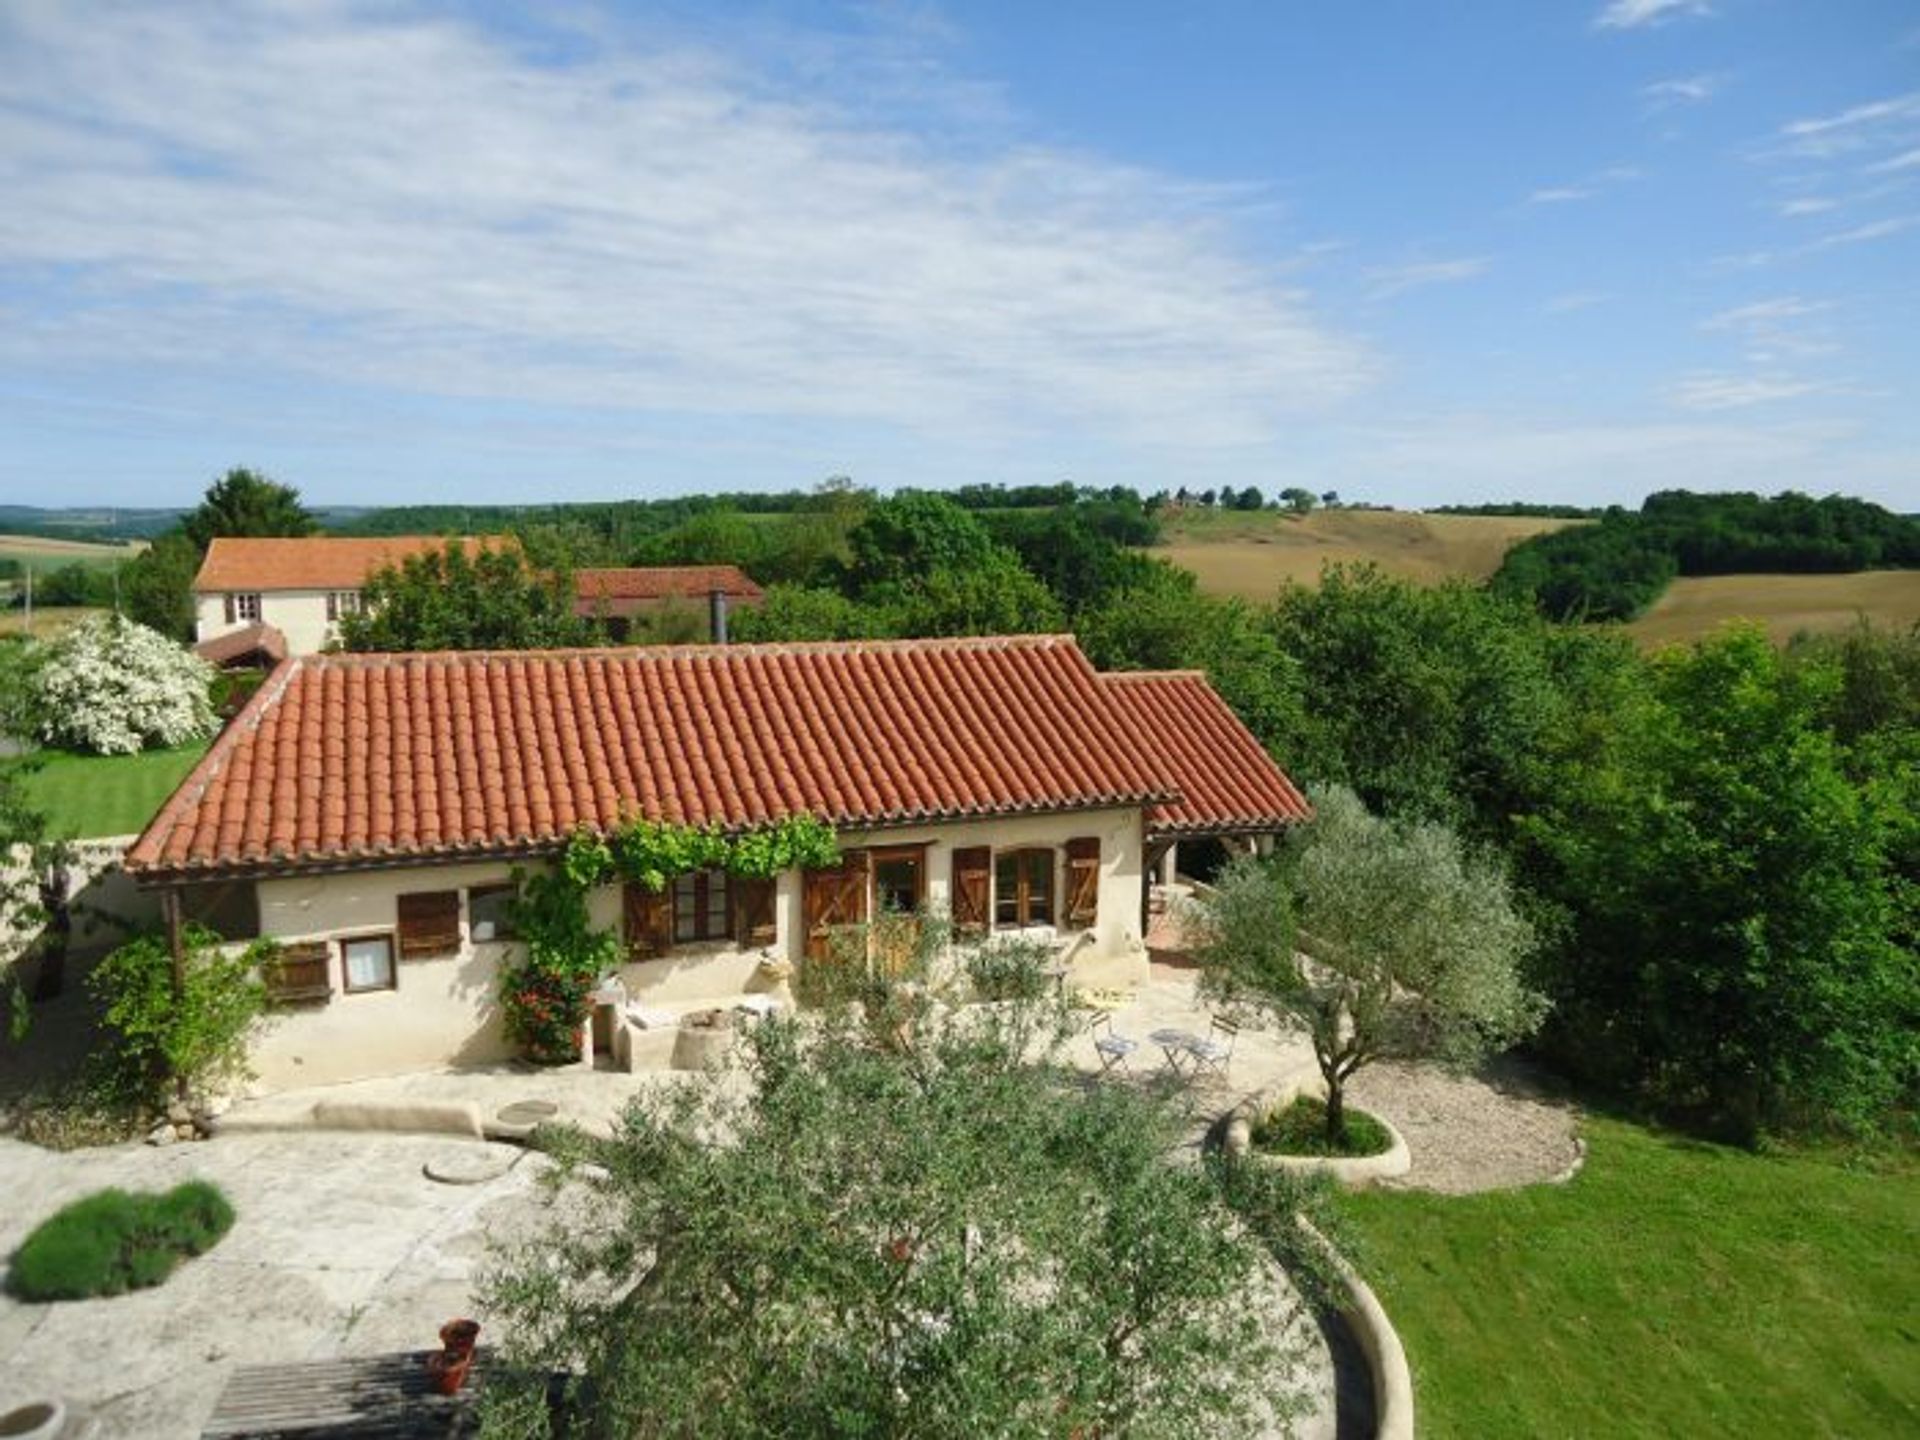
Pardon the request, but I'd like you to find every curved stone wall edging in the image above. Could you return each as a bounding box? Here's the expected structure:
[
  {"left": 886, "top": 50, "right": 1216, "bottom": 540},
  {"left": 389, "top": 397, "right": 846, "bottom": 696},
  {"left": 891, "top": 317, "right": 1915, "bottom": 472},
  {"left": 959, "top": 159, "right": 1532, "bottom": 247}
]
[
  {"left": 1299, "top": 1216, "right": 1416, "bottom": 1440},
  {"left": 1221, "top": 1079, "right": 1412, "bottom": 1187}
]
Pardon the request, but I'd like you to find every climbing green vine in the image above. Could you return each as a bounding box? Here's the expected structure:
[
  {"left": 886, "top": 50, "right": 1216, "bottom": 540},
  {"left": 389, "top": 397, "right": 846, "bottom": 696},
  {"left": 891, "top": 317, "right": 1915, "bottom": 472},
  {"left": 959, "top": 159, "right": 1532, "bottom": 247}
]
[{"left": 501, "top": 815, "right": 839, "bottom": 1061}]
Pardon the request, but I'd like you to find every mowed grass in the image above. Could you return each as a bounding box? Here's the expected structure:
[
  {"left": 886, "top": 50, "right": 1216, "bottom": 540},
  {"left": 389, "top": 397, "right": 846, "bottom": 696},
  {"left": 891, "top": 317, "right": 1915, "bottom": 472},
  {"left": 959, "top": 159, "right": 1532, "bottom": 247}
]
[
  {"left": 1157, "top": 509, "right": 1577, "bottom": 600},
  {"left": 1340, "top": 1114, "right": 1920, "bottom": 1439},
  {"left": 10, "top": 742, "right": 211, "bottom": 838},
  {"left": 1628, "top": 570, "right": 1920, "bottom": 648}
]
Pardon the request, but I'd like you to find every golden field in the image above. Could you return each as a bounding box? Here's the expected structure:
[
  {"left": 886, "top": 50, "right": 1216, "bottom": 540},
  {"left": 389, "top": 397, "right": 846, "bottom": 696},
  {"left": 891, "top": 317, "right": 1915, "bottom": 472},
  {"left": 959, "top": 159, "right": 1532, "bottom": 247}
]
[
  {"left": 1156, "top": 508, "right": 1578, "bottom": 599},
  {"left": 1627, "top": 571, "right": 1920, "bottom": 648}
]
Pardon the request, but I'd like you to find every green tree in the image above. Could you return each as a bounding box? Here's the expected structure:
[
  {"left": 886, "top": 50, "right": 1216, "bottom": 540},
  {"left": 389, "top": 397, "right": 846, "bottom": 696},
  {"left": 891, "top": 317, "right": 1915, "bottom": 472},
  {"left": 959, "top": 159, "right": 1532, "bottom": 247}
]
[
  {"left": 122, "top": 532, "right": 202, "bottom": 642},
  {"left": 88, "top": 925, "right": 276, "bottom": 1109},
  {"left": 729, "top": 584, "right": 893, "bottom": 642},
  {"left": 1078, "top": 562, "right": 1309, "bottom": 759},
  {"left": 180, "top": 467, "right": 317, "bottom": 551},
  {"left": 337, "top": 542, "right": 599, "bottom": 652},
  {"left": 1523, "top": 626, "right": 1918, "bottom": 1138},
  {"left": 634, "top": 509, "right": 769, "bottom": 573},
  {"left": 846, "top": 492, "right": 1000, "bottom": 592},
  {"left": 478, "top": 1006, "right": 1317, "bottom": 1437},
  {"left": 1193, "top": 787, "right": 1543, "bottom": 1146}
]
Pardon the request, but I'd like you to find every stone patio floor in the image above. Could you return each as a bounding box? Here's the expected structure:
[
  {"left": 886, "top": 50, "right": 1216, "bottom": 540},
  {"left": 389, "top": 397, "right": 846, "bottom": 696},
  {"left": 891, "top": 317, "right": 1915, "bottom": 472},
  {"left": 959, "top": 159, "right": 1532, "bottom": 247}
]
[{"left": 1, "top": 973, "right": 1340, "bottom": 1439}]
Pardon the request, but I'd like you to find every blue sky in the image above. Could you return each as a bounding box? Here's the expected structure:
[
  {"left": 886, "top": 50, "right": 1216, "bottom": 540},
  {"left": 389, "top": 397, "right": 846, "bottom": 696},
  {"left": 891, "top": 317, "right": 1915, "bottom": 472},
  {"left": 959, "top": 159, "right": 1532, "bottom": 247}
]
[{"left": 0, "top": 0, "right": 1915, "bottom": 510}]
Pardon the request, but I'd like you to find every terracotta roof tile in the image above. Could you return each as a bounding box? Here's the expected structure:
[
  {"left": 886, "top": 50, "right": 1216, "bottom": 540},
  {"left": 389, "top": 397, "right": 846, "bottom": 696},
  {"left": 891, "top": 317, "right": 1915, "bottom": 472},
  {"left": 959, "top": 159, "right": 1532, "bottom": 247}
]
[
  {"left": 192, "top": 536, "right": 508, "bottom": 593},
  {"left": 1101, "top": 671, "right": 1313, "bottom": 837},
  {"left": 126, "top": 636, "right": 1226, "bottom": 879}
]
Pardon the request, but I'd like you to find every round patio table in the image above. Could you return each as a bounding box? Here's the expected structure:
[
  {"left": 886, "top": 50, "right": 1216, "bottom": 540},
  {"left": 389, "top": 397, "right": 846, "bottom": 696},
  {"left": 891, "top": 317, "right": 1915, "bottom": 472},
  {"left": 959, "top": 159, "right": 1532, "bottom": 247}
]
[{"left": 1147, "top": 1028, "right": 1199, "bottom": 1076}]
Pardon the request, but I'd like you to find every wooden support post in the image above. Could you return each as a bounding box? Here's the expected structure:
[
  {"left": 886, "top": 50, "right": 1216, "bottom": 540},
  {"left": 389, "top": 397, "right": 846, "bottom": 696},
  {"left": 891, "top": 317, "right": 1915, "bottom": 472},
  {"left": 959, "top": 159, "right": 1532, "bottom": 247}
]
[{"left": 163, "top": 887, "right": 187, "bottom": 1103}]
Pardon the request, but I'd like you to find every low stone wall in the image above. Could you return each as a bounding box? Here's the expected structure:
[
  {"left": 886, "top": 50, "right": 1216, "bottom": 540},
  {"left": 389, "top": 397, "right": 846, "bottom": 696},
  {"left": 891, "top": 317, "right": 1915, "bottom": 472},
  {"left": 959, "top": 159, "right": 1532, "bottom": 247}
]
[
  {"left": 1, "top": 835, "right": 160, "bottom": 963},
  {"left": 1221, "top": 1078, "right": 1413, "bottom": 1187},
  {"left": 1301, "top": 1218, "right": 1416, "bottom": 1440}
]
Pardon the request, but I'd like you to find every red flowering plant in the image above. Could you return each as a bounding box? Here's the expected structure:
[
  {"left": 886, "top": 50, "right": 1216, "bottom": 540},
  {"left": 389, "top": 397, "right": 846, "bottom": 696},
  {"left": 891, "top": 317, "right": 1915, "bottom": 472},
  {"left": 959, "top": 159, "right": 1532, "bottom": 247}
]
[{"left": 498, "top": 856, "right": 620, "bottom": 1065}]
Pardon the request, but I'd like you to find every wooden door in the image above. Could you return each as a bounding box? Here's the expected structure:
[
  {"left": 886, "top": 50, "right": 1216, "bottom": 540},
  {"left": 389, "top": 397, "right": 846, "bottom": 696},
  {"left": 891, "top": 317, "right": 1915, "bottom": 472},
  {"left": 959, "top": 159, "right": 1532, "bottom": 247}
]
[{"left": 802, "top": 849, "right": 868, "bottom": 962}]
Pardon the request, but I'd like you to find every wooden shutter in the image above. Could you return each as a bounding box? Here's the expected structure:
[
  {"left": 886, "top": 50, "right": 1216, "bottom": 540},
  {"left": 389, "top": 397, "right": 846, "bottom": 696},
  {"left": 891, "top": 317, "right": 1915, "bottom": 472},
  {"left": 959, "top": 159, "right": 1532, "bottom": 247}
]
[
  {"left": 802, "top": 849, "right": 868, "bottom": 961},
  {"left": 733, "top": 875, "right": 778, "bottom": 947},
  {"left": 397, "top": 890, "right": 461, "bottom": 960},
  {"left": 951, "top": 846, "right": 991, "bottom": 935},
  {"left": 224, "top": 594, "right": 236, "bottom": 625},
  {"left": 1065, "top": 837, "right": 1100, "bottom": 927},
  {"left": 263, "top": 941, "right": 332, "bottom": 1004},
  {"left": 624, "top": 881, "right": 673, "bottom": 960}
]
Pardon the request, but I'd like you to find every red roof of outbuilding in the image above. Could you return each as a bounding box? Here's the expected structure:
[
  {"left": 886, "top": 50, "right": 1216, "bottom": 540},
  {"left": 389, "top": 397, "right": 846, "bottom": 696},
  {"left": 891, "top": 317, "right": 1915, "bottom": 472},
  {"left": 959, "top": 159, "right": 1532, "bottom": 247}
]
[
  {"left": 1101, "top": 671, "right": 1313, "bottom": 837},
  {"left": 125, "top": 635, "right": 1233, "bottom": 879},
  {"left": 573, "top": 566, "right": 763, "bottom": 606},
  {"left": 193, "top": 623, "right": 289, "bottom": 668}
]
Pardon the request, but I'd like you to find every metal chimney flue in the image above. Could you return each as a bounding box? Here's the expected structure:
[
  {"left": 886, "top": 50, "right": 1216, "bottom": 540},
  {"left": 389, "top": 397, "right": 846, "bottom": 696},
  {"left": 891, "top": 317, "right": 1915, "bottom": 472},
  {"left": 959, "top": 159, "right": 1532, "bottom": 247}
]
[{"left": 709, "top": 587, "right": 729, "bottom": 645}]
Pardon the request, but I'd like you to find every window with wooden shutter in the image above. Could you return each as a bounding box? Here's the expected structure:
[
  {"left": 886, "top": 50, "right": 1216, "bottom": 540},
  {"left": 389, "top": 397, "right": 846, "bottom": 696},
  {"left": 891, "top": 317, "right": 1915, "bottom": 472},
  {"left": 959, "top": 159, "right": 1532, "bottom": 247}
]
[
  {"left": 1065, "top": 837, "right": 1100, "bottom": 927},
  {"left": 994, "top": 849, "right": 1054, "bottom": 928},
  {"left": 263, "top": 941, "right": 332, "bottom": 1004},
  {"left": 624, "top": 881, "right": 674, "bottom": 960},
  {"left": 802, "top": 849, "right": 868, "bottom": 961},
  {"left": 397, "top": 890, "right": 461, "bottom": 960},
  {"left": 733, "top": 875, "right": 778, "bottom": 947},
  {"left": 951, "top": 846, "right": 991, "bottom": 935}
]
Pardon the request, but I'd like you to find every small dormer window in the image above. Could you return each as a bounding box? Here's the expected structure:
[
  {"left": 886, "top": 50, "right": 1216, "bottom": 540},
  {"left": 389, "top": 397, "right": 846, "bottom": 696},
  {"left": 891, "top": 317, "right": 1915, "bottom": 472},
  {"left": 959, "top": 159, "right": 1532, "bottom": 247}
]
[{"left": 225, "top": 592, "right": 262, "bottom": 624}]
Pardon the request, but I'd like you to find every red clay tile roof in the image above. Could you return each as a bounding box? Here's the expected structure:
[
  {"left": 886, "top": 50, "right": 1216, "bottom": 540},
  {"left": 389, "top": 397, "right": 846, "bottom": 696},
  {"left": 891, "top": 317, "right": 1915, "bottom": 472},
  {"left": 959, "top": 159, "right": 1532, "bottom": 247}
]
[
  {"left": 125, "top": 636, "right": 1218, "bottom": 880},
  {"left": 573, "top": 566, "right": 763, "bottom": 612},
  {"left": 193, "top": 624, "right": 289, "bottom": 668},
  {"left": 191, "top": 536, "right": 509, "bottom": 593},
  {"left": 1102, "top": 671, "right": 1312, "bottom": 837}
]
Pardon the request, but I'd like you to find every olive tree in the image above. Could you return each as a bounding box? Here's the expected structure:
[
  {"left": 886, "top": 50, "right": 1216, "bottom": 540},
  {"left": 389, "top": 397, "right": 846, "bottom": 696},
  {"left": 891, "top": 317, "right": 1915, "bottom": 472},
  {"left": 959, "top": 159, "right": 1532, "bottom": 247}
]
[
  {"left": 1194, "top": 785, "right": 1545, "bottom": 1145},
  {"left": 477, "top": 1005, "right": 1320, "bottom": 1438}
]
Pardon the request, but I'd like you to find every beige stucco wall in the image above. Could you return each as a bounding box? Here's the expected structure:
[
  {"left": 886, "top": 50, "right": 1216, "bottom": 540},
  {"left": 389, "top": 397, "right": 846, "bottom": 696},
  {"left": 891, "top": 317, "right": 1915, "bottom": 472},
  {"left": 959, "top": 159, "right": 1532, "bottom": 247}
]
[
  {"left": 194, "top": 589, "right": 340, "bottom": 656},
  {"left": 236, "top": 807, "right": 1150, "bottom": 1092},
  {"left": 251, "top": 859, "right": 522, "bottom": 1090}
]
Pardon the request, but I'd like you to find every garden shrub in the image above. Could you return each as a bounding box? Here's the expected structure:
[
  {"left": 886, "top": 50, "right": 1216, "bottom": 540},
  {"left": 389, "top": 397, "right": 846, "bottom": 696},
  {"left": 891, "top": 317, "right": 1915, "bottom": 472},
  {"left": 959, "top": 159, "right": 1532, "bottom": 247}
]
[
  {"left": 1253, "top": 1096, "right": 1394, "bottom": 1158},
  {"left": 963, "top": 935, "right": 1054, "bottom": 1003},
  {"left": 28, "top": 614, "right": 216, "bottom": 755},
  {"left": 8, "top": 1181, "right": 234, "bottom": 1300}
]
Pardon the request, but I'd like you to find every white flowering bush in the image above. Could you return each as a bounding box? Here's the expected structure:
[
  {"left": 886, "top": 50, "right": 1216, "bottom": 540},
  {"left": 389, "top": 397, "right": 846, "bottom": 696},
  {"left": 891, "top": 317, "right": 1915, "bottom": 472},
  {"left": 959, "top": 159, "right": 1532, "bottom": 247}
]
[{"left": 31, "top": 616, "right": 217, "bottom": 755}]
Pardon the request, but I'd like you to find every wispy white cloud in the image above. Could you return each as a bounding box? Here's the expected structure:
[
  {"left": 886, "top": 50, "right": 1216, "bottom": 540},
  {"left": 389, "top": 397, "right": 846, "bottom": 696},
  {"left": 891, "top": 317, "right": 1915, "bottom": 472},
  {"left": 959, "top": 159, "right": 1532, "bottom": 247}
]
[
  {"left": 1669, "top": 373, "right": 1834, "bottom": 410},
  {"left": 0, "top": 1, "right": 1372, "bottom": 453},
  {"left": 1520, "top": 165, "right": 1640, "bottom": 208},
  {"left": 1361, "top": 257, "right": 1492, "bottom": 302},
  {"left": 1865, "top": 147, "right": 1920, "bottom": 174},
  {"left": 1778, "top": 197, "right": 1838, "bottom": 217},
  {"left": 1701, "top": 297, "right": 1829, "bottom": 330},
  {"left": 1594, "top": 0, "right": 1712, "bottom": 32},
  {"left": 1807, "top": 215, "right": 1920, "bottom": 250},
  {"left": 1642, "top": 73, "right": 1722, "bottom": 110},
  {"left": 1542, "top": 291, "right": 1610, "bottom": 314},
  {"left": 1783, "top": 93, "right": 1920, "bottom": 138}
]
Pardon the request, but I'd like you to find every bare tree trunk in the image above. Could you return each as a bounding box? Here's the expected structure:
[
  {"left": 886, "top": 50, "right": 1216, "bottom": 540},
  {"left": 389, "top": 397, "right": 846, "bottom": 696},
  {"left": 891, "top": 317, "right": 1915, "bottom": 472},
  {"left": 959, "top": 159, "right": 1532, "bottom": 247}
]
[{"left": 1324, "top": 1075, "right": 1347, "bottom": 1149}]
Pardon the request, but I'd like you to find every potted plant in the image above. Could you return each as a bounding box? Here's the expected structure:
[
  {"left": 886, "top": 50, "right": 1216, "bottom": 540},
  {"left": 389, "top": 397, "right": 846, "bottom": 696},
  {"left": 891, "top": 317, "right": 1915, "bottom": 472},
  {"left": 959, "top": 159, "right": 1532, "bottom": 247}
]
[{"left": 426, "top": 1318, "right": 481, "bottom": 1395}]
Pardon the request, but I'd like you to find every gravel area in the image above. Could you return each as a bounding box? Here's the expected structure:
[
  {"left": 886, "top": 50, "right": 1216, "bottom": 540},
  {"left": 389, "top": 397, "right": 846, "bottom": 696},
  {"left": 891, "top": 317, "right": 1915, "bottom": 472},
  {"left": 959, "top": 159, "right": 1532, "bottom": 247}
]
[{"left": 1346, "top": 1058, "right": 1581, "bottom": 1194}]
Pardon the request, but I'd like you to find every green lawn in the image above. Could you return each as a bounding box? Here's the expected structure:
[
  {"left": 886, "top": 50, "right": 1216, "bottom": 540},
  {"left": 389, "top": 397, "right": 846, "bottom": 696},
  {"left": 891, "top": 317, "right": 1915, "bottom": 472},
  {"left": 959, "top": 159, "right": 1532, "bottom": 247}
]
[
  {"left": 1341, "top": 1115, "right": 1919, "bottom": 1439},
  {"left": 11, "top": 742, "right": 211, "bottom": 839}
]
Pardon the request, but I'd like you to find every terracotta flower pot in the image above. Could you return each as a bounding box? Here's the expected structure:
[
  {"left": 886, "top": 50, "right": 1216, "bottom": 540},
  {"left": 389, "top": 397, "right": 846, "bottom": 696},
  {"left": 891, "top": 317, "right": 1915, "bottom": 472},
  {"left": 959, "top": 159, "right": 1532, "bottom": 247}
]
[
  {"left": 425, "top": 1349, "right": 473, "bottom": 1396},
  {"left": 439, "top": 1319, "right": 480, "bottom": 1358}
]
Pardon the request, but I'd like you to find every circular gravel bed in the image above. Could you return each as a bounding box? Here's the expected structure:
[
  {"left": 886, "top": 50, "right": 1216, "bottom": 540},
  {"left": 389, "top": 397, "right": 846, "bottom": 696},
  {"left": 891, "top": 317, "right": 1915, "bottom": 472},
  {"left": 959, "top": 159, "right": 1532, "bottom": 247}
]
[{"left": 1346, "top": 1058, "right": 1580, "bottom": 1194}]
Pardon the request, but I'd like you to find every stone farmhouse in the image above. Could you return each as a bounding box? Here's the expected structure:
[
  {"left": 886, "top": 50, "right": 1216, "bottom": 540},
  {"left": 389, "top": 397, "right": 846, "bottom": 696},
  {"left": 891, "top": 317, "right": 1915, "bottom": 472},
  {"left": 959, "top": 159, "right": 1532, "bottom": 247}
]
[{"left": 125, "top": 634, "right": 1308, "bottom": 1089}]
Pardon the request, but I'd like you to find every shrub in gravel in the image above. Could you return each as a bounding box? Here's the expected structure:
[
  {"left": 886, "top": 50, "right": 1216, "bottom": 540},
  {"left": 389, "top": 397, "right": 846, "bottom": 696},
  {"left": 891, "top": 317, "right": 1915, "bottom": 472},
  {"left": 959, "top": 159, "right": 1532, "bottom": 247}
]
[
  {"left": 8, "top": 1180, "right": 234, "bottom": 1300},
  {"left": 1254, "top": 1096, "right": 1394, "bottom": 1158}
]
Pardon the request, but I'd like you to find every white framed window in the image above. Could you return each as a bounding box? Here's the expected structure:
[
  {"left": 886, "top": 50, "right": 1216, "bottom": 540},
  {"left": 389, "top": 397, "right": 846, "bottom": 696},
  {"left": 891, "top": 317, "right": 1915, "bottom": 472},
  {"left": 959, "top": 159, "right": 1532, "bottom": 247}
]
[
  {"left": 341, "top": 933, "right": 397, "bottom": 993},
  {"left": 326, "top": 591, "right": 362, "bottom": 621},
  {"left": 226, "top": 592, "right": 262, "bottom": 624},
  {"left": 994, "top": 848, "right": 1055, "bottom": 929},
  {"left": 672, "top": 869, "right": 731, "bottom": 943}
]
